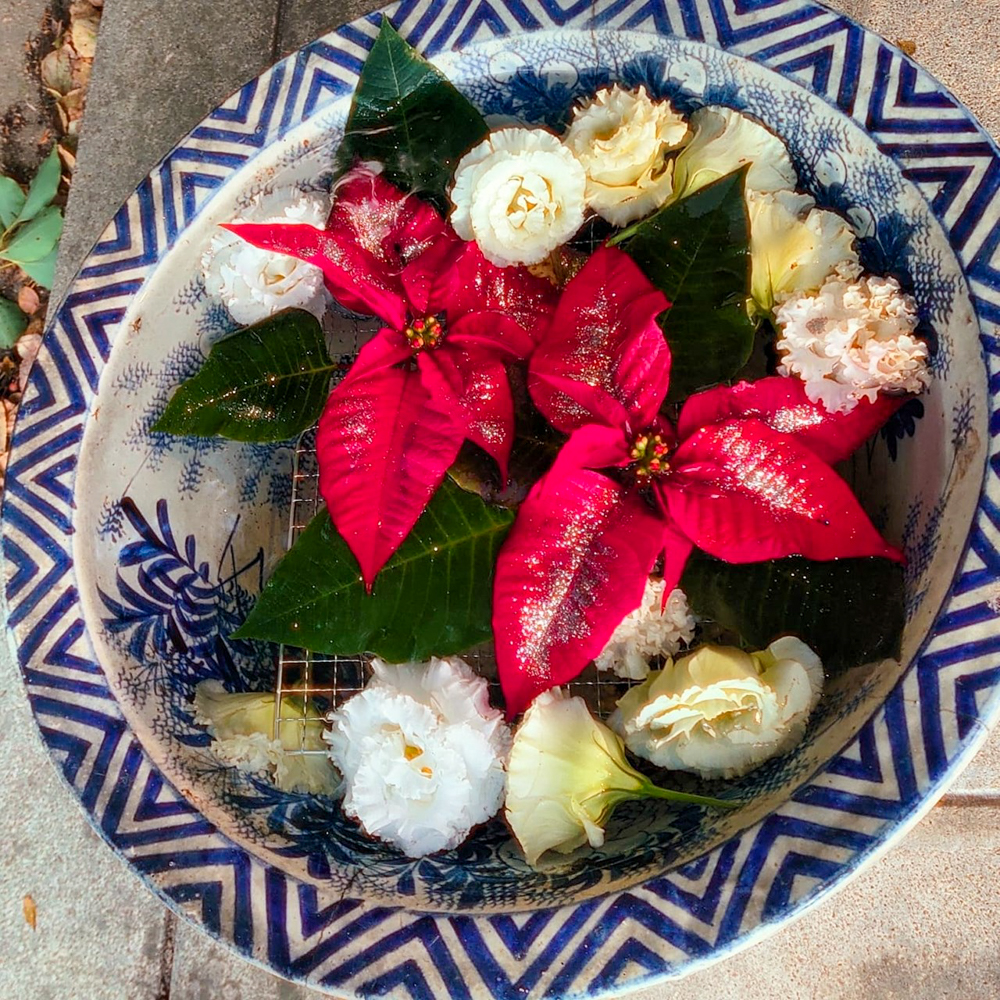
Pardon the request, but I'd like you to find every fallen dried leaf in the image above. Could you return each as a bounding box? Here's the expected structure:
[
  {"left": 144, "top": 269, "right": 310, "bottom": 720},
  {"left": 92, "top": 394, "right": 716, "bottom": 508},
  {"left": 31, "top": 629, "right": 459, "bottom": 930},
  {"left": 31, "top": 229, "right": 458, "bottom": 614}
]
[
  {"left": 21, "top": 894, "right": 36, "bottom": 931},
  {"left": 70, "top": 13, "right": 100, "bottom": 59},
  {"left": 896, "top": 38, "right": 917, "bottom": 56},
  {"left": 57, "top": 144, "right": 77, "bottom": 173},
  {"left": 40, "top": 44, "right": 74, "bottom": 95},
  {"left": 17, "top": 286, "right": 40, "bottom": 316},
  {"left": 16, "top": 332, "right": 43, "bottom": 389},
  {"left": 72, "top": 55, "right": 92, "bottom": 92}
]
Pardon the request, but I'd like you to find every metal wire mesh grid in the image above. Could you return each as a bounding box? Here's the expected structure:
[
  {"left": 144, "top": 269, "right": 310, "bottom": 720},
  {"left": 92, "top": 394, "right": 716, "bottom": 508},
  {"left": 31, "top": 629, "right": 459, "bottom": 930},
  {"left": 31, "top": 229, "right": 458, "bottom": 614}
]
[{"left": 272, "top": 336, "right": 640, "bottom": 755}]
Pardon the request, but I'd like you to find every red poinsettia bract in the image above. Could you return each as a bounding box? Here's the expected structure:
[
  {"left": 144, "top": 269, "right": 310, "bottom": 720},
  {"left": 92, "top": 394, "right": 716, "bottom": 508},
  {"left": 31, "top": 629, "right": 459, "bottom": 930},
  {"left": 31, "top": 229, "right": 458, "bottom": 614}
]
[
  {"left": 228, "top": 168, "right": 557, "bottom": 588},
  {"left": 494, "top": 245, "right": 903, "bottom": 717}
]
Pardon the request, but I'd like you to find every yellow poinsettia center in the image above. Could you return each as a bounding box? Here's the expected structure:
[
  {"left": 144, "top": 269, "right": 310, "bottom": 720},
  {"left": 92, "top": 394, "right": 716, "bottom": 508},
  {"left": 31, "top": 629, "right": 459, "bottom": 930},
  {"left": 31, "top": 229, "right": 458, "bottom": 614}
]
[
  {"left": 629, "top": 432, "right": 670, "bottom": 478},
  {"left": 403, "top": 314, "right": 444, "bottom": 351}
]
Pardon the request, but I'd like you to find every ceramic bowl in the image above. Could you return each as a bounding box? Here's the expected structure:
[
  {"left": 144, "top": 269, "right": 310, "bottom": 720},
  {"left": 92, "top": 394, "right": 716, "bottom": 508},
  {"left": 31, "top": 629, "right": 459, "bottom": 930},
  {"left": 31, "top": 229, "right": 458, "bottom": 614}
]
[{"left": 6, "top": 1, "right": 1000, "bottom": 996}]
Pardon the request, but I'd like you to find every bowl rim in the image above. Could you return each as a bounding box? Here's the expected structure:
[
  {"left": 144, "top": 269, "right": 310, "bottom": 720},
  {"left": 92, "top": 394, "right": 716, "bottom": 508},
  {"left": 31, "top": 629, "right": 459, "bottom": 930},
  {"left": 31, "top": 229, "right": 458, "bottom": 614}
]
[{"left": 5, "top": 0, "right": 1000, "bottom": 995}]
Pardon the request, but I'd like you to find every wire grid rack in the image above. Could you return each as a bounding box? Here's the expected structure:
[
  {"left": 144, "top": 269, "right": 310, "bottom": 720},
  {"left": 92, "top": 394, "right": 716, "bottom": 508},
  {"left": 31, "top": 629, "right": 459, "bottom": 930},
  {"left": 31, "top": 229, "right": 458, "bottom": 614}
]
[{"left": 272, "top": 319, "right": 640, "bottom": 755}]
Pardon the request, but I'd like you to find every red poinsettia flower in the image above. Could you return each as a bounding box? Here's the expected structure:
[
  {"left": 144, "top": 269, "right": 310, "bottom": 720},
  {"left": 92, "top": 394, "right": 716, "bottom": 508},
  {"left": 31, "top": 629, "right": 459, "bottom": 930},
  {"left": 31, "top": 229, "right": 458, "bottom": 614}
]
[
  {"left": 494, "top": 245, "right": 904, "bottom": 717},
  {"left": 228, "top": 167, "right": 557, "bottom": 588}
]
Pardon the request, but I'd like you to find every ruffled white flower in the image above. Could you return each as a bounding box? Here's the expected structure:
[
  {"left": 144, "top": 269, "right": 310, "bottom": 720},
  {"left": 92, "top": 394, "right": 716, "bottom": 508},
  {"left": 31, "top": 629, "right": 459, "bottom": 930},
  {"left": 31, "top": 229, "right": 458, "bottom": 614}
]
[
  {"left": 563, "top": 85, "right": 690, "bottom": 226},
  {"left": 611, "top": 638, "right": 824, "bottom": 780},
  {"left": 202, "top": 187, "right": 330, "bottom": 325},
  {"left": 671, "top": 106, "right": 798, "bottom": 202},
  {"left": 775, "top": 270, "right": 931, "bottom": 413},
  {"left": 194, "top": 680, "right": 339, "bottom": 796},
  {"left": 324, "top": 657, "right": 510, "bottom": 858},
  {"left": 595, "top": 579, "right": 696, "bottom": 680},
  {"left": 748, "top": 188, "right": 859, "bottom": 314},
  {"left": 504, "top": 689, "right": 649, "bottom": 865},
  {"left": 450, "top": 128, "right": 587, "bottom": 266}
]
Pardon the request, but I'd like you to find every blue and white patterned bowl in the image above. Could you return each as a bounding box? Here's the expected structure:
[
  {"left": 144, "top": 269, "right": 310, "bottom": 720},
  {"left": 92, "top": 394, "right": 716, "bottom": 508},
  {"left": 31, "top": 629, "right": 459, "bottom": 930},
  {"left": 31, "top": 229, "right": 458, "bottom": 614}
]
[{"left": 6, "top": 0, "right": 1000, "bottom": 995}]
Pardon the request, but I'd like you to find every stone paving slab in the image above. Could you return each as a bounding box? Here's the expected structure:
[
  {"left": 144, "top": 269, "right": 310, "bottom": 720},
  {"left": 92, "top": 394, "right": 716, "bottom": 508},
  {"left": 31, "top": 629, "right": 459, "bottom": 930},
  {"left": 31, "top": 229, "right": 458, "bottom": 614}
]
[{"left": 3, "top": 0, "right": 999, "bottom": 997}]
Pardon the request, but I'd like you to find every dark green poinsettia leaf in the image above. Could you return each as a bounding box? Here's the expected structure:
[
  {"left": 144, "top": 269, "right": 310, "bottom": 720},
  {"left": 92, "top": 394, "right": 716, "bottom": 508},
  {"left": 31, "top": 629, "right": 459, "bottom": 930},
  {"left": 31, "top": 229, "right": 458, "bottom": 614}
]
[
  {"left": 233, "top": 477, "right": 514, "bottom": 661},
  {"left": 680, "top": 551, "right": 905, "bottom": 671},
  {"left": 0, "top": 176, "right": 26, "bottom": 232},
  {"left": 609, "top": 168, "right": 756, "bottom": 402},
  {"left": 154, "top": 309, "right": 335, "bottom": 442},
  {"left": 449, "top": 434, "right": 561, "bottom": 508},
  {"left": 337, "top": 17, "right": 488, "bottom": 213}
]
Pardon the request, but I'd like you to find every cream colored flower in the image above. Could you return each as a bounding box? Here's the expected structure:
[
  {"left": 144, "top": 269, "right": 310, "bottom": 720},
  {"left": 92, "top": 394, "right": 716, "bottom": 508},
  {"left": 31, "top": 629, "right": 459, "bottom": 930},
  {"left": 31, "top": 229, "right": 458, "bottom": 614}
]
[
  {"left": 671, "top": 105, "right": 797, "bottom": 202},
  {"left": 563, "top": 85, "right": 690, "bottom": 226},
  {"left": 450, "top": 128, "right": 587, "bottom": 266},
  {"left": 324, "top": 657, "right": 510, "bottom": 857},
  {"left": 775, "top": 270, "right": 931, "bottom": 413},
  {"left": 193, "top": 680, "right": 338, "bottom": 795},
  {"left": 595, "top": 579, "right": 696, "bottom": 680},
  {"left": 611, "top": 638, "right": 824, "bottom": 780},
  {"left": 505, "top": 689, "right": 730, "bottom": 866},
  {"left": 748, "top": 189, "right": 859, "bottom": 314},
  {"left": 202, "top": 187, "right": 330, "bottom": 325}
]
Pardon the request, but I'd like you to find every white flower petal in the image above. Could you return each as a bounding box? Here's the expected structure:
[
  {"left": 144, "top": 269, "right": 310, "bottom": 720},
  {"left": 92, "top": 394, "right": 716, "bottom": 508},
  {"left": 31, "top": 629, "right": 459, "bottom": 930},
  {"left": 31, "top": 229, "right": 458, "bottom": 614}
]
[
  {"left": 595, "top": 579, "right": 696, "bottom": 679},
  {"left": 505, "top": 689, "right": 645, "bottom": 866},
  {"left": 672, "top": 106, "right": 797, "bottom": 201},
  {"left": 202, "top": 187, "right": 331, "bottom": 325},
  {"left": 774, "top": 270, "right": 930, "bottom": 413},
  {"left": 194, "top": 680, "right": 339, "bottom": 795},
  {"left": 564, "top": 85, "right": 690, "bottom": 226},
  {"left": 325, "top": 657, "right": 509, "bottom": 857},
  {"left": 612, "top": 641, "right": 824, "bottom": 780},
  {"left": 748, "top": 188, "right": 859, "bottom": 313},
  {"left": 450, "top": 128, "right": 586, "bottom": 266}
]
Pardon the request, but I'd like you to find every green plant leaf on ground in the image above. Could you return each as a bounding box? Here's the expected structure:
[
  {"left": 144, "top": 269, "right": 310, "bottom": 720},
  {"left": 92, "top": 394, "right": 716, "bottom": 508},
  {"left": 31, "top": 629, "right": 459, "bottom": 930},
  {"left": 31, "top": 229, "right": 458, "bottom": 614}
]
[
  {"left": 0, "top": 299, "right": 28, "bottom": 348},
  {"left": 153, "top": 309, "right": 336, "bottom": 442},
  {"left": 680, "top": 551, "right": 905, "bottom": 671},
  {"left": 336, "top": 17, "right": 489, "bottom": 213},
  {"left": 233, "top": 477, "right": 514, "bottom": 662},
  {"left": 17, "top": 248, "right": 58, "bottom": 290},
  {"left": 0, "top": 177, "right": 26, "bottom": 232},
  {"left": 2, "top": 206, "right": 64, "bottom": 264},
  {"left": 610, "top": 168, "right": 756, "bottom": 402},
  {"left": 18, "top": 148, "right": 62, "bottom": 226}
]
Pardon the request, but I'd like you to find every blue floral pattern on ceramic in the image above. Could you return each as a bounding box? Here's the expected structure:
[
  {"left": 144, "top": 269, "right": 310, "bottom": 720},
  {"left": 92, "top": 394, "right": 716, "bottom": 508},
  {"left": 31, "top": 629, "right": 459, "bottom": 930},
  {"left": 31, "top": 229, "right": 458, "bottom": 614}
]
[{"left": 4, "top": 1, "right": 1000, "bottom": 996}]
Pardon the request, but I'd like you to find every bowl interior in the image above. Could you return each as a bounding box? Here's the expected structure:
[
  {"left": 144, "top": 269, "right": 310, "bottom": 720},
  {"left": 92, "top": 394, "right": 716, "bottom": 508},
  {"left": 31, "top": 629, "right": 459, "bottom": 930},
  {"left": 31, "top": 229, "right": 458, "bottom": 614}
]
[{"left": 69, "top": 28, "right": 987, "bottom": 912}]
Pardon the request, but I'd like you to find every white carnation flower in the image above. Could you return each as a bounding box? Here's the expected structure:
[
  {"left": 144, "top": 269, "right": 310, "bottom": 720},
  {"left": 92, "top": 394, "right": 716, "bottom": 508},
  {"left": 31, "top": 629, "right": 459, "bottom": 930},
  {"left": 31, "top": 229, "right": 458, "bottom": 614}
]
[
  {"left": 775, "top": 270, "right": 931, "bottom": 413},
  {"left": 748, "top": 188, "right": 860, "bottom": 314},
  {"left": 563, "top": 85, "right": 690, "bottom": 226},
  {"left": 324, "top": 657, "right": 510, "bottom": 857},
  {"left": 450, "top": 128, "right": 587, "bottom": 266},
  {"left": 595, "top": 579, "right": 696, "bottom": 680},
  {"left": 202, "top": 187, "right": 331, "bottom": 325},
  {"left": 610, "top": 638, "right": 824, "bottom": 780},
  {"left": 671, "top": 105, "right": 798, "bottom": 202},
  {"left": 193, "top": 680, "right": 339, "bottom": 796}
]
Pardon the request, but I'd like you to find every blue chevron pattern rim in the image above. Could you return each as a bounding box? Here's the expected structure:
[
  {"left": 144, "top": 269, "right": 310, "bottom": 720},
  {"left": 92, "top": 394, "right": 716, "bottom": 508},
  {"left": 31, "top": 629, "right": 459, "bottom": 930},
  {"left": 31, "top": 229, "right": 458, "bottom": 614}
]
[{"left": 5, "top": 0, "right": 1000, "bottom": 996}]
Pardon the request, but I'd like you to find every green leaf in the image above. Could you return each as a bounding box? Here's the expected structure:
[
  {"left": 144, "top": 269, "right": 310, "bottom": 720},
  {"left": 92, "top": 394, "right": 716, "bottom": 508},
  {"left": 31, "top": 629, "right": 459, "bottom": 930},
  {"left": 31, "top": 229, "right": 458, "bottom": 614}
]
[
  {"left": 0, "top": 298, "right": 27, "bottom": 348},
  {"left": 680, "top": 551, "right": 904, "bottom": 671},
  {"left": 1, "top": 206, "right": 63, "bottom": 264},
  {"left": 154, "top": 309, "right": 335, "bottom": 442},
  {"left": 0, "top": 176, "right": 26, "bottom": 232},
  {"left": 234, "top": 477, "right": 514, "bottom": 661},
  {"left": 17, "top": 147, "right": 61, "bottom": 225},
  {"left": 610, "top": 169, "right": 756, "bottom": 402},
  {"left": 337, "top": 17, "right": 489, "bottom": 213},
  {"left": 17, "top": 247, "right": 58, "bottom": 290}
]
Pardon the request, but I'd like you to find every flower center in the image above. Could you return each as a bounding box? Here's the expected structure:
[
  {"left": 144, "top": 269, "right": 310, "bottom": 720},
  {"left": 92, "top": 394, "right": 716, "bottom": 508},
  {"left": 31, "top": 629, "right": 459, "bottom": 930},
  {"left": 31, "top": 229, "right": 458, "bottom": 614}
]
[
  {"left": 403, "top": 314, "right": 444, "bottom": 352},
  {"left": 629, "top": 432, "right": 670, "bottom": 478}
]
